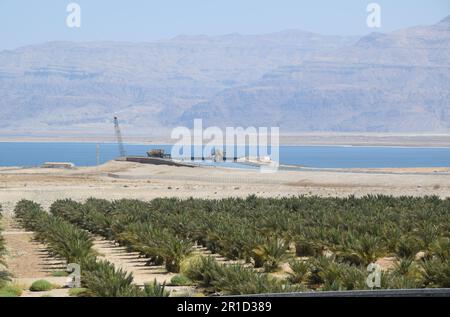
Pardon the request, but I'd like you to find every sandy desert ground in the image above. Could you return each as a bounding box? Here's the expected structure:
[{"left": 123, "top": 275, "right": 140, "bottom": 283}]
[{"left": 0, "top": 160, "right": 449, "bottom": 216}]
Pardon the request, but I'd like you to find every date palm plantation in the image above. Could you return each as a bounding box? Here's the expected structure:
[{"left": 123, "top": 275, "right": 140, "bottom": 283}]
[{"left": 9, "top": 195, "right": 448, "bottom": 296}]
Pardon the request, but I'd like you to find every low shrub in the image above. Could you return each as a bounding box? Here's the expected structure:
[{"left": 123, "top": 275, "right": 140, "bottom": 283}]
[
  {"left": 29, "top": 280, "right": 53, "bottom": 292},
  {"left": 144, "top": 279, "right": 170, "bottom": 297},
  {"left": 180, "top": 255, "right": 204, "bottom": 277},
  {"left": 0, "top": 284, "right": 23, "bottom": 297},
  {"left": 68, "top": 288, "right": 89, "bottom": 297},
  {"left": 170, "top": 275, "right": 193, "bottom": 286}
]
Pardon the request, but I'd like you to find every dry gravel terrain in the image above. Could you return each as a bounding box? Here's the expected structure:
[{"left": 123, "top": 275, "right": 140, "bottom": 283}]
[{"left": 0, "top": 161, "right": 449, "bottom": 216}]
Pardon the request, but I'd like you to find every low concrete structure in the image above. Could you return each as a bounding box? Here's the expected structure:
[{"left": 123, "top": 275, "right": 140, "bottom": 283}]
[{"left": 41, "top": 162, "right": 75, "bottom": 169}]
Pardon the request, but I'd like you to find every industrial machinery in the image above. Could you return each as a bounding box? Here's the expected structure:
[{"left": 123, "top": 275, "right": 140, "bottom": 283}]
[
  {"left": 113, "top": 116, "right": 127, "bottom": 157},
  {"left": 212, "top": 148, "right": 224, "bottom": 162},
  {"left": 147, "top": 149, "right": 171, "bottom": 159}
]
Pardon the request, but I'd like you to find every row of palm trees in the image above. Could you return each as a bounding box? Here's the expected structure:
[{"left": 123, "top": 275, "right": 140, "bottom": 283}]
[
  {"left": 46, "top": 195, "right": 449, "bottom": 291},
  {"left": 14, "top": 200, "right": 168, "bottom": 297},
  {"left": 50, "top": 199, "right": 195, "bottom": 273}
]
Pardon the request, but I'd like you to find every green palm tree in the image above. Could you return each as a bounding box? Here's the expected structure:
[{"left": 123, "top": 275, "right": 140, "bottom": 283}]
[{"left": 252, "top": 238, "right": 291, "bottom": 272}]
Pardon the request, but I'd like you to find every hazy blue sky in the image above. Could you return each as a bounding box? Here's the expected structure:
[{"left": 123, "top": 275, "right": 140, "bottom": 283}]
[{"left": 1, "top": 0, "right": 449, "bottom": 50}]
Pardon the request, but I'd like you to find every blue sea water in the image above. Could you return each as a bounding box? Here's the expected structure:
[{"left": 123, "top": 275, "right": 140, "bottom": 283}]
[{"left": 0, "top": 142, "right": 449, "bottom": 169}]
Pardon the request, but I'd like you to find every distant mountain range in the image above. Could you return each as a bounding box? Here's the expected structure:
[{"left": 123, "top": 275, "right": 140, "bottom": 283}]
[{"left": 0, "top": 16, "right": 449, "bottom": 135}]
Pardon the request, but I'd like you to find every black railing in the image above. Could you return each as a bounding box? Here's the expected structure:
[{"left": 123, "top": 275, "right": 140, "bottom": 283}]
[{"left": 237, "top": 288, "right": 450, "bottom": 297}]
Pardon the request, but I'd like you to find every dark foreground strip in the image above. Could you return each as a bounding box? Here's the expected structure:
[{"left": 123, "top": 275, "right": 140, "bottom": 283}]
[{"left": 3, "top": 296, "right": 448, "bottom": 316}]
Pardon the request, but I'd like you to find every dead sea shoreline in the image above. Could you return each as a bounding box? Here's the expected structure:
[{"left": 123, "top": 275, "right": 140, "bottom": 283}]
[{"left": 0, "top": 133, "right": 450, "bottom": 147}]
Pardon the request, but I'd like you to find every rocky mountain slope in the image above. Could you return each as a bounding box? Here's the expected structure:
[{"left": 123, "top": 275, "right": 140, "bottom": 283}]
[
  {"left": 0, "top": 16, "right": 449, "bottom": 135},
  {"left": 181, "top": 16, "right": 450, "bottom": 132}
]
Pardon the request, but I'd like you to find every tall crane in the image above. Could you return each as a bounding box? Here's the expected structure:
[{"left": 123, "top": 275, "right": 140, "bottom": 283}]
[{"left": 113, "top": 117, "right": 127, "bottom": 158}]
